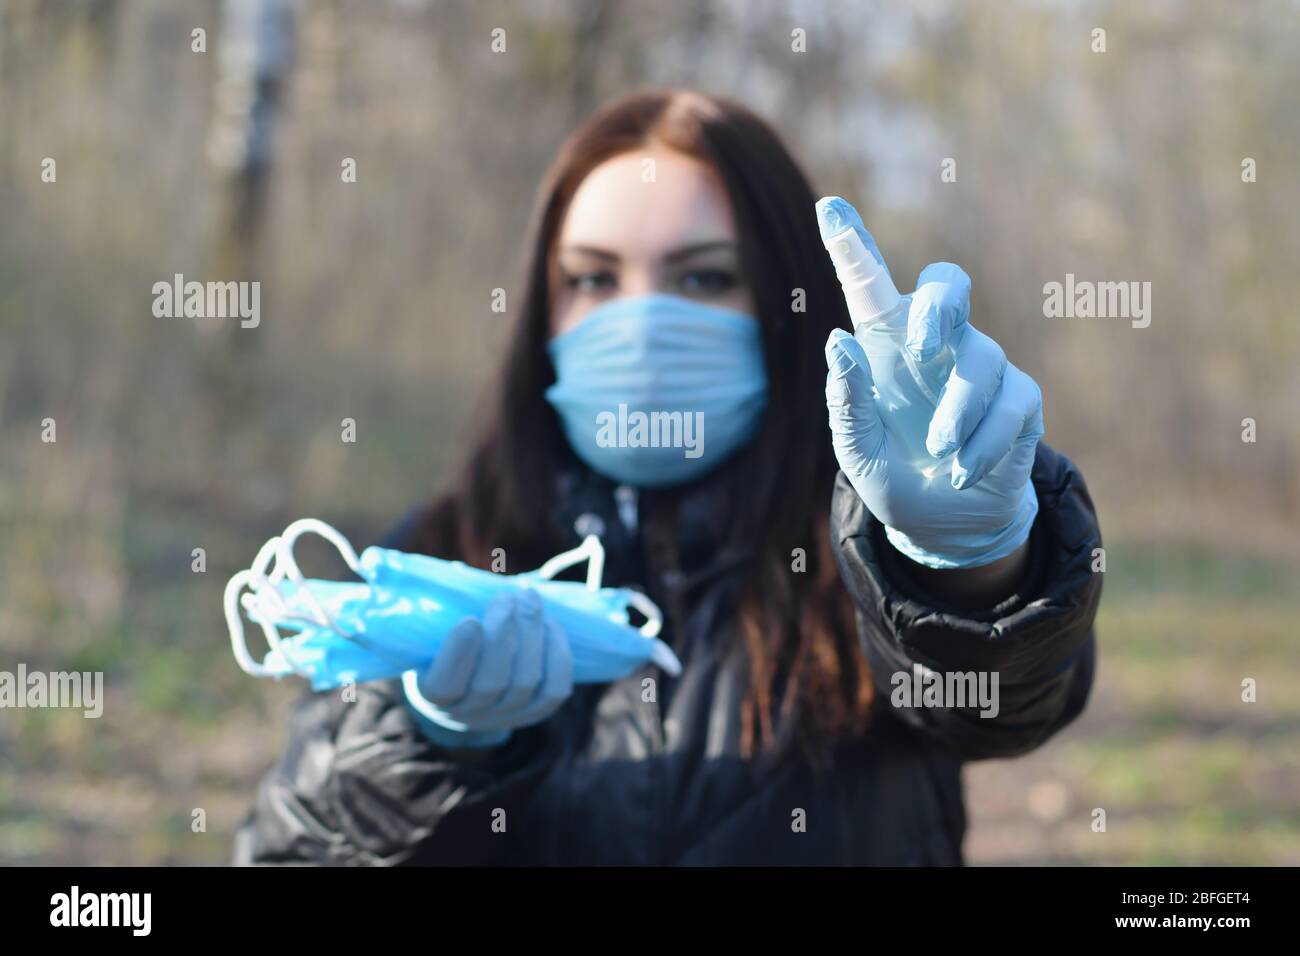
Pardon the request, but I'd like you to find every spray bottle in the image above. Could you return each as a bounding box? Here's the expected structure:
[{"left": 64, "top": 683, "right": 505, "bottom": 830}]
[{"left": 818, "top": 199, "right": 957, "bottom": 479}]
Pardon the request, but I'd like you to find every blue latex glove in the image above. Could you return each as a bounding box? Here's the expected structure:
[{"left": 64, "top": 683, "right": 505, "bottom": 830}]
[
  {"left": 821, "top": 201, "right": 1043, "bottom": 570},
  {"left": 403, "top": 589, "right": 574, "bottom": 749}
]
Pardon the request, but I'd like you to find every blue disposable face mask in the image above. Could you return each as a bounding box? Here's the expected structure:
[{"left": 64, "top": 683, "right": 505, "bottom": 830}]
[
  {"left": 224, "top": 519, "right": 680, "bottom": 706},
  {"left": 545, "top": 293, "right": 769, "bottom": 488}
]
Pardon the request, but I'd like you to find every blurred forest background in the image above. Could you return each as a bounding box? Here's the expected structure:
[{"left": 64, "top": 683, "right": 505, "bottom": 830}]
[{"left": 1, "top": 0, "right": 1297, "bottom": 865}]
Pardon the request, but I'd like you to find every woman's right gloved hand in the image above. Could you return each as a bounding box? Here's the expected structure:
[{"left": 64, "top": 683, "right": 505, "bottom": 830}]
[
  {"left": 403, "top": 588, "right": 574, "bottom": 749},
  {"left": 820, "top": 197, "right": 1043, "bottom": 570}
]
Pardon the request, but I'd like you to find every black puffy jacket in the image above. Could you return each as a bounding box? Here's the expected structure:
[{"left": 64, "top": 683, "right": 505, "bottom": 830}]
[{"left": 232, "top": 443, "right": 1101, "bottom": 865}]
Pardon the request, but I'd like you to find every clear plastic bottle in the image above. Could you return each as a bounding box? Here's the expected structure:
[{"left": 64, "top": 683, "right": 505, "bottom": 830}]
[{"left": 823, "top": 225, "right": 957, "bottom": 479}]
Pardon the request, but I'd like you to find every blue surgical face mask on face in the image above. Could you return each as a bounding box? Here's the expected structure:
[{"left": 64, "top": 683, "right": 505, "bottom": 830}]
[{"left": 545, "top": 293, "right": 769, "bottom": 488}]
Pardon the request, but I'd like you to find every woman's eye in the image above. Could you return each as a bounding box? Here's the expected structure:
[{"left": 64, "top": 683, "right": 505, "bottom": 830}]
[
  {"left": 564, "top": 270, "right": 617, "bottom": 293},
  {"left": 678, "top": 269, "right": 738, "bottom": 295}
]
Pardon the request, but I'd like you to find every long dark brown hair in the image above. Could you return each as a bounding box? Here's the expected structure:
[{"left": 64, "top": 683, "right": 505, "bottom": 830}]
[{"left": 403, "top": 89, "right": 873, "bottom": 760}]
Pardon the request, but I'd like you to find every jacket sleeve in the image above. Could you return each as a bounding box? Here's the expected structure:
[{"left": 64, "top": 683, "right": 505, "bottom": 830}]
[
  {"left": 831, "top": 442, "right": 1102, "bottom": 761},
  {"left": 231, "top": 678, "right": 560, "bottom": 865}
]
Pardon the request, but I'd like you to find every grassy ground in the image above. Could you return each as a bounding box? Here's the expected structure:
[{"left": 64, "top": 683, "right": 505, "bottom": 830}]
[{"left": 965, "top": 542, "right": 1300, "bottom": 865}]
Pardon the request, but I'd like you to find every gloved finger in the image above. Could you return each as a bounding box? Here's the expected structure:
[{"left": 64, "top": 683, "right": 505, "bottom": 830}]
[
  {"left": 906, "top": 262, "right": 970, "bottom": 362},
  {"left": 450, "top": 591, "right": 519, "bottom": 718},
  {"left": 492, "top": 588, "right": 547, "bottom": 715},
  {"left": 815, "top": 196, "right": 889, "bottom": 273},
  {"left": 418, "top": 616, "right": 483, "bottom": 707},
  {"left": 950, "top": 364, "right": 1043, "bottom": 491},
  {"left": 506, "top": 617, "right": 574, "bottom": 730},
  {"left": 926, "top": 325, "right": 1008, "bottom": 459},
  {"left": 826, "top": 328, "right": 886, "bottom": 475}
]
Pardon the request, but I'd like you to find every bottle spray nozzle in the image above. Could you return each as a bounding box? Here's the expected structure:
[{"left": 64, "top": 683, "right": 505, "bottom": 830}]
[
  {"left": 816, "top": 196, "right": 902, "bottom": 330},
  {"left": 823, "top": 226, "right": 902, "bottom": 330}
]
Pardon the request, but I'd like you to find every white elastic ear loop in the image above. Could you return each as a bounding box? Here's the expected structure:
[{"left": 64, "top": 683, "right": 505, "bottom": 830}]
[
  {"left": 225, "top": 536, "right": 294, "bottom": 678},
  {"left": 278, "top": 518, "right": 363, "bottom": 573},
  {"left": 238, "top": 546, "right": 323, "bottom": 627},
  {"left": 226, "top": 526, "right": 351, "bottom": 681},
  {"left": 274, "top": 518, "right": 362, "bottom": 638},
  {"left": 625, "top": 590, "right": 663, "bottom": 639},
  {"left": 535, "top": 533, "right": 665, "bottom": 638},
  {"left": 623, "top": 591, "right": 677, "bottom": 674},
  {"left": 536, "top": 534, "right": 605, "bottom": 590},
  {"left": 248, "top": 535, "right": 308, "bottom": 675},
  {"left": 401, "top": 669, "right": 450, "bottom": 724},
  {"left": 245, "top": 536, "right": 291, "bottom": 622},
  {"left": 225, "top": 570, "right": 274, "bottom": 677}
]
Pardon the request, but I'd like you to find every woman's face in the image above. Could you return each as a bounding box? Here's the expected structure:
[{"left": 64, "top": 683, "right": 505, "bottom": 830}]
[{"left": 550, "top": 146, "right": 756, "bottom": 336}]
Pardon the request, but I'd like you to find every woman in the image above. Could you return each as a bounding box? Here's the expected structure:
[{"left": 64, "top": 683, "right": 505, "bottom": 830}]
[{"left": 234, "top": 89, "right": 1101, "bottom": 866}]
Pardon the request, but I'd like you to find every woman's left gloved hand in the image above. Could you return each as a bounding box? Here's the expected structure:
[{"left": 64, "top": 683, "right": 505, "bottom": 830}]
[
  {"left": 821, "top": 201, "right": 1044, "bottom": 570},
  {"left": 403, "top": 589, "right": 574, "bottom": 749}
]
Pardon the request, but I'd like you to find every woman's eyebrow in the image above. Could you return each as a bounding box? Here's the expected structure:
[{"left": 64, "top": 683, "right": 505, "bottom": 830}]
[
  {"left": 663, "top": 239, "right": 737, "bottom": 263},
  {"left": 557, "top": 244, "right": 620, "bottom": 261},
  {"left": 558, "top": 240, "right": 738, "bottom": 264}
]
